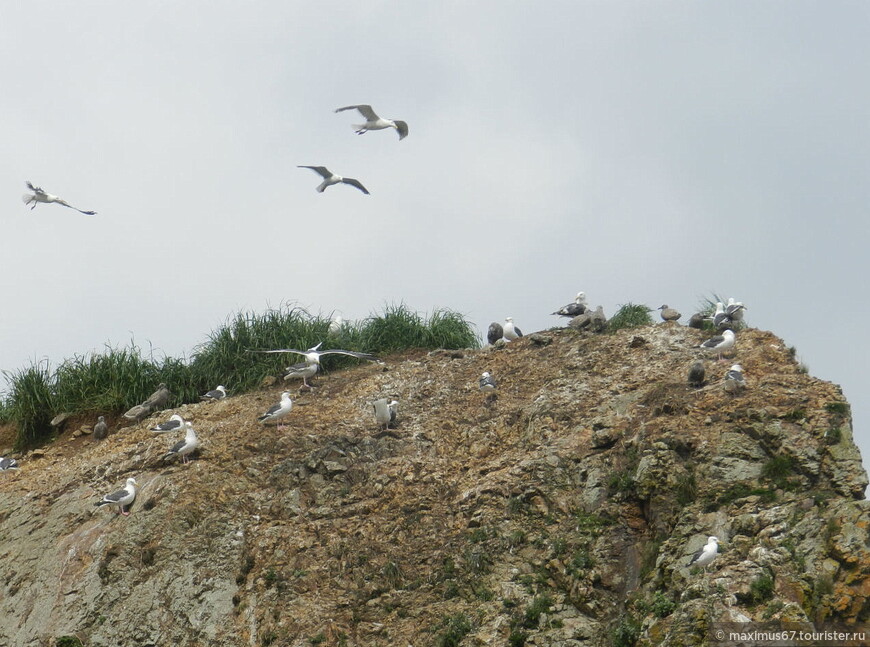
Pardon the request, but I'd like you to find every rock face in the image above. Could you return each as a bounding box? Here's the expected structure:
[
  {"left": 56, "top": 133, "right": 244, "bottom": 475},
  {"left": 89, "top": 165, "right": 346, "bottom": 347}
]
[{"left": 0, "top": 327, "right": 866, "bottom": 646}]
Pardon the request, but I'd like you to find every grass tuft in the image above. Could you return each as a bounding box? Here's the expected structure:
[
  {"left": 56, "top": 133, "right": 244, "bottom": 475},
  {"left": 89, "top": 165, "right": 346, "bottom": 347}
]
[{"left": 608, "top": 303, "right": 653, "bottom": 332}]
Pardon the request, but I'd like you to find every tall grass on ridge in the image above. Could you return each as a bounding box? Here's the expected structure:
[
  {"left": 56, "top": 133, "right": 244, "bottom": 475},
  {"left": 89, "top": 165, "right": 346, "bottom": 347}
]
[{"left": 5, "top": 361, "right": 54, "bottom": 450}]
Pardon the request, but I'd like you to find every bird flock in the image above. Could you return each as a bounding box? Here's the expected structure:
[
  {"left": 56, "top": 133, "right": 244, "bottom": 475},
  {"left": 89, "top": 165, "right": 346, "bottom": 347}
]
[
  {"left": 0, "top": 289, "right": 745, "bottom": 573},
  {"left": 21, "top": 104, "right": 407, "bottom": 215}
]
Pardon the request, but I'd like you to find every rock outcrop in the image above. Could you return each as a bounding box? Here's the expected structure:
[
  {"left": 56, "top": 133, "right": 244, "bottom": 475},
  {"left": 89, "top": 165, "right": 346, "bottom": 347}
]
[{"left": 0, "top": 326, "right": 866, "bottom": 646}]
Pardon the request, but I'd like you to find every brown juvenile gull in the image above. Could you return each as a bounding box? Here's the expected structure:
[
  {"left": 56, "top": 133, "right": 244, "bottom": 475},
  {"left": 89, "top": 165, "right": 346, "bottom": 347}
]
[
  {"left": 688, "top": 361, "right": 706, "bottom": 388},
  {"left": 487, "top": 322, "right": 503, "bottom": 345},
  {"left": 93, "top": 416, "right": 108, "bottom": 440},
  {"left": 658, "top": 304, "right": 681, "bottom": 322}
]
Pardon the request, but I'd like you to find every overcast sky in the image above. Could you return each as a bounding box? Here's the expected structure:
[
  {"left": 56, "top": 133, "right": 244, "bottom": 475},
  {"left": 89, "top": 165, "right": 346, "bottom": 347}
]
[{"left": 1, "top": 2, "right": 867, "bottom": 474}]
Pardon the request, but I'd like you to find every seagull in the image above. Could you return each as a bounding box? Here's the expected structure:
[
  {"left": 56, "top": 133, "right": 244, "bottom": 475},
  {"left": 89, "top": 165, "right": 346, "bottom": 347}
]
[
  {"left": 0, "top": 457, "right": 19, "bottom": 471},
  {"left": 589, "top": 306, "right": 608, "bottom": 332},
  {"left": 298, "top": 166, "right": 369, "bottom": 194},
  {"left": 552, "top": 292, "right": 587, "bottom": 318},
  {"left": 372, "top": 398, "right": 398, "bottom": 430},
  {"left": 726, "top": 298, "right": 746, "bottom": 324},
  {"left": 688, "top": 536, "right": 719, "bottom": 570},
  {"left": 22, "top": 181, "right": 97, "bottom": 215},
  {"left": 723, "top": 364, "right": 747, "bottom": 394},
  {"left": 487, "top": 322, "right": 503, "bottom": 346},
  {"left": 658, "top": 304, "right": 681, "bottom": 322},
  {"left": 250, "top": 342, "right": 380, "bottom": 367},
  {"left": 479, "top": 372, "right": 497, "bottom": 392},
  {"left": 95, "top": 477, "right": 138, "bottom": 516},
  {"left": 710, "top": 302, "right": 731, "bottom": 330},
  {"left": 700, "top": 329, "right": 736, "bottom": 360},
  {"left": 688, "top": 361, "right": 706, "bottom": 388},
  {"left": 93, "top": 416, "right": 108, "bottom": 440},
  {"left": 258, "top": 391, "right": 293, "bottom": 430},
  {"left": 143, "top": 383, "right": 171, "bottom": 411},
  {"left": 283, "top": 361, "right": 319, "bottom": 388},
  {"left": 150, "top": 414, "right": 185, "bottom": 434},
  {"left": 201, "top": 385, "right": 227, "bottom": 401},
  {"left": 687, "top": 313, "right": 706, "bottom": 329},
  {"left": 163, "top": 423, "right": 200, "bottom": 464},
  {"left": 335, "top": 104, "right": 409, "bottom": 140},
  {"left": 328, "top": 315, "right": 344, "bottom": 336},
  {"left": 503, "top": 317, "right": 523, "bottom": 341}
]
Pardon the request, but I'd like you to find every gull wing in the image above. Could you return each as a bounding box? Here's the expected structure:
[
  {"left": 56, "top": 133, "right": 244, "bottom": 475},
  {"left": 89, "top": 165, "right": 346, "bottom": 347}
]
[
  {"left": 335, "top": 104, "right": 378, "bottom": 120},
  {"left": 341, "top": 178, "right": 370, "bottom": 194},
  {"left": 298, "top": 165, "right": 332, "bottom": 179},
  {"left": 394, "top": 120, "right": 409, "bottom": 139},
  {"left": 318, "top": 349, "right": 380, "bottom": 362}
]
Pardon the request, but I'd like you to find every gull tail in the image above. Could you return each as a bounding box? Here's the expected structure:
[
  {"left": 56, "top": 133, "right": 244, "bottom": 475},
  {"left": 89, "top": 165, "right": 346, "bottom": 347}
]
[{"left": 22, "top": 194, "right": 33, "bottom": 204}]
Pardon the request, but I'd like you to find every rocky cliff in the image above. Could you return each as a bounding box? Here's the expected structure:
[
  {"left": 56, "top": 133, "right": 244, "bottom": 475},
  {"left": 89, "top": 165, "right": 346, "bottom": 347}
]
[{"left": 0, "top": 324, "right": 867, "bottom": 646}]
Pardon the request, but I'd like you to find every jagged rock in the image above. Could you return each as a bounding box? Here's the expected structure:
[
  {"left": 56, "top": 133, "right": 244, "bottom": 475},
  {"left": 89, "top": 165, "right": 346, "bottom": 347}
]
[{"left": 0, "top": 326, "right": 866, "bottom": 646}]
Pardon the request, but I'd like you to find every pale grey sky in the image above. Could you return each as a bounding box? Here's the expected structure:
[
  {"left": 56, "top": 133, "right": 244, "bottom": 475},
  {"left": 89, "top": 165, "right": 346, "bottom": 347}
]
[{"left": 1, "top": 2, "right": 867, "bottom": 473}]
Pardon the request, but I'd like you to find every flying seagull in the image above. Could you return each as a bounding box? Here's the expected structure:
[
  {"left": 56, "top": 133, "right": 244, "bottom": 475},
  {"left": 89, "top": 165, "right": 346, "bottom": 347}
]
[
  {"left": 552, "top": 292, "right": 587, "bottom": 318},
  {"left": 93, "top": 416, "right": 108, "bottom": 440},
  {"left": 150, "top": 414, "right": 185, "bottom": 434},
  {"left": 163, "top": 423, "right": 200, "bottom": 464},
  {"left": 700, "top": 329, "right": 736, "bottom": 361},
  {"left": 201, "top": 385, "right": 227, "bottom": 402},
  {"left": 298, "top": 166, "right": 369, "bottom": 194},
  {"left": 503, "top": 317, "right": 523, "bottom": 341},
  {"left": 688, "top": 536, "right": 719, "bottom": 570},
  {"left": 335, "top": 104, "right": 409, "bottom": 140},
  {"left": 0, "top": 457, "right": 19, "bottom": 471},
  {"left": 23, "top": 181, "right": 97, "bottom": 215},
  {"left": 258, "top": 391, "right": 293, "bottom": 430},
  {"left": 249, "top": 342, "right": 380, "bottom": 367},
  {"left": 95, "top": 477, "right": 138, "bottom": 516}
]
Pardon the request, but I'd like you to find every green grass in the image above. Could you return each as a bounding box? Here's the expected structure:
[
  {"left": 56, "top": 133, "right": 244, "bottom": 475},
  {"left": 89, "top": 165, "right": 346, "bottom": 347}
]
[
  {"left": 607, "top": 303, "right": 653, "bottom": 332},
  {"left": 2, "top": 303, "right": 479, "bottom": 450},
  {"left": 434, "top": 613, "right": 472, "bottom": 647}
]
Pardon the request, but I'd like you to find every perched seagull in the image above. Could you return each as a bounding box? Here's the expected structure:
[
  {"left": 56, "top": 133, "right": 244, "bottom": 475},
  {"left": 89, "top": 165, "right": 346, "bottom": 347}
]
[
  {"left": 122, "top": 403, "right": 151, "bottom": 422},
  {"left": 201, "top": 385, "right": 227, "bottom": 402},
  {"left": 687, "top": 313, "right": 706, "bottom": 329},
  {"left": 258, "top": 391, "right": 293, "bottom": 430},
  {"left": 95, "top": 477, "right": 138, "bottom": 516},
  {"left": 723, "top": 364, "right": 747, "bottom": 394},
  {"left": 0, "top": 457, "right": 19, "bottom": 471},
  {"left": 93, "top": 416, "right": 108, "bottom": 440},
  {"left": 250, "top": 342, "right": 380, "bottom": 368},
  {"left": 700, "top": 329, "right": 736, "bottom": 360},
  {"left": 589, "top": 306, "right": 608, "bottom": 332},
  {"left": 372, "top": 398, "right": 398, "bottom": 430},
  {"left": 503, "top": 317, "right": 523, "bottom": 341},
  {"left": 688, "top": 361, "right": 706, "bottom": 389},
  {"left": 163, "top": 423, "right": 200, "bottom": 464},
  {"left": 335, "top": 104, "right": 409, "bottom": 140},
  {"left": 328, "top": 315, "right": 344, "bottom": 337},
  {"left": 658, "top": 304, "right": 682, "bottom": 323},
  {"left": 487, "top": 322, "right": 503, "bottom": 346},
  {"left": 479, "top": 372, "right": 497, "bottom": 392},
  {"left": 711, "top": 302, "right": 730, "bottom": 330},
  {"left": 298, "top": 165, "right": 369, "bottom": 194},
  {"left": 283, "top": 361, "right": 319, "bottom": 388},
  {"left": 552, "top": 292, "right": 587, "bottom": 318},
  {"left": 726, "top": 298, "right": 746, "bottom": 324},
  {"left": 688, "top": 536, "right": 720, "bottom": 570},
  {"left": 150, "top": 414, "right": 185, "bottom": 434},
  {"left": 22, "top": 181, "right": 96, "bottom": 215},
  {"left": 143, "top": 383, "right": 171, "bottom": 411}
]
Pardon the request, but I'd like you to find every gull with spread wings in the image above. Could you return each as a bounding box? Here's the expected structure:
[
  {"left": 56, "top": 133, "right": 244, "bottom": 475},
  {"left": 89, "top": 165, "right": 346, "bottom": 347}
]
[
  {"left": 334, "top": 104, "right": 409, "bottom": 140},
  {"left": 23, "top": 181, "right": 97, "bottom": 215},
  {"left": 298, "top": 166, "right": 370, "bottom": 195}
]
